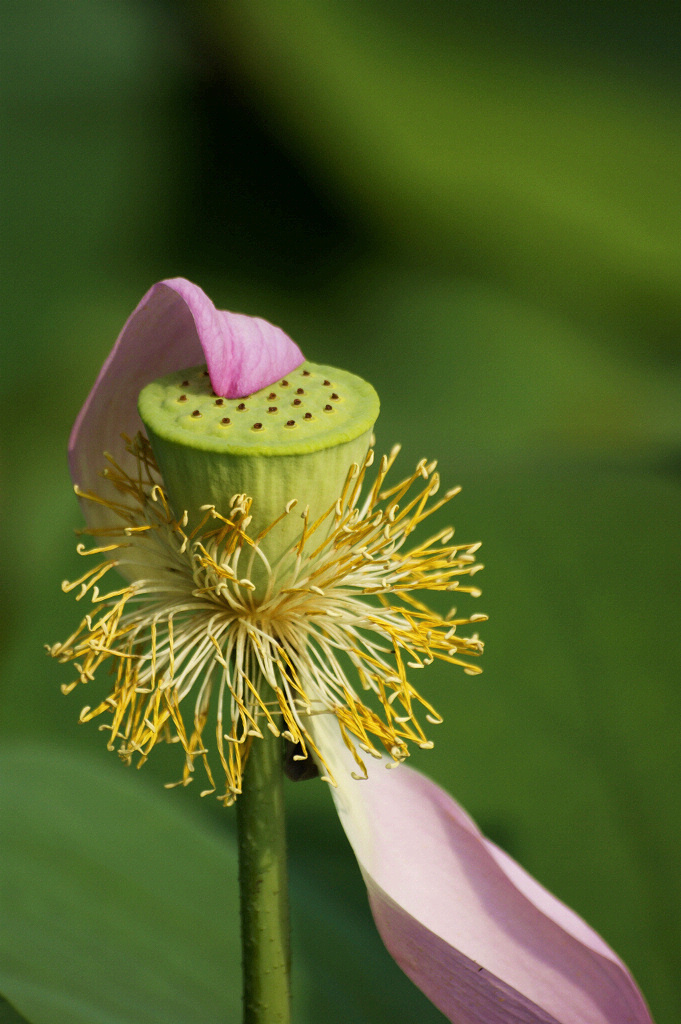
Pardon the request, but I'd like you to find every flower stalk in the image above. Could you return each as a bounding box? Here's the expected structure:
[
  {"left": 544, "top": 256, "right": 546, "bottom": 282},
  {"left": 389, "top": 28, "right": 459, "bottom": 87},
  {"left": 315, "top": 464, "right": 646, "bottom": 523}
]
[{"left": 236, "top": 715, "right": 290, "bottom": 1024}]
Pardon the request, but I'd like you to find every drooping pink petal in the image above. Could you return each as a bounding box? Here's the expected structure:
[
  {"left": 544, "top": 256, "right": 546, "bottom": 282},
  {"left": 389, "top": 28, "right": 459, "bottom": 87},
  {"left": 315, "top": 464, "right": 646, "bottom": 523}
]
[
  {"left": 69, "top": 279, "right": 303, "bottom": 530},
  {"left": 308, "top": 717, "right": 653, "bottom": 1024}
]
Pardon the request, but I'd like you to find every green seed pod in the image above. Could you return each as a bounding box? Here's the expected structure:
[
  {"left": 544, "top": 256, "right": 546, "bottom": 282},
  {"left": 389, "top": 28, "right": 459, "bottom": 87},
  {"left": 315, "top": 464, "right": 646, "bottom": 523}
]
[{"left": 138, "top": 360, "right": 380, "bottom": 600}]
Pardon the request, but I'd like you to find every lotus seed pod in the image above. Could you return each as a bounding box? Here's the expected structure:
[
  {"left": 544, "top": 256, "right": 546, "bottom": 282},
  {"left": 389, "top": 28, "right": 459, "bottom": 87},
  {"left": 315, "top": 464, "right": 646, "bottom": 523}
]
[{"left": 138, "top": 360, "right": 380, "bottom": 599}]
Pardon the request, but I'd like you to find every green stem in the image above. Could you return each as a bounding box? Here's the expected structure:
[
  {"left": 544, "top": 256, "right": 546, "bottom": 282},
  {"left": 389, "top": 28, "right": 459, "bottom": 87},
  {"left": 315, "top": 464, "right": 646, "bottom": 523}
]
[{"left": 236, "top": 720, "right": 291, "bottom": 1024}]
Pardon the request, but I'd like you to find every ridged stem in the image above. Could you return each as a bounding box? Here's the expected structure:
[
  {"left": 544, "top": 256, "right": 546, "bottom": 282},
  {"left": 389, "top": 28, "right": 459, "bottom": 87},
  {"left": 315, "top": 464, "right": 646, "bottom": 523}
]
[{"left": 236, "top": 717, "right": 291, "bottom": 1024}]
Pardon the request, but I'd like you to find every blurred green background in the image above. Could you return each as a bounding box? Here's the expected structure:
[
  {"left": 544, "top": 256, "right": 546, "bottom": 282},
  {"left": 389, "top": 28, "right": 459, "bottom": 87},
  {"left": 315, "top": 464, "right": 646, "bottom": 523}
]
[{"left": 1, "top": 2, "right": 680, "bottom": 1022}]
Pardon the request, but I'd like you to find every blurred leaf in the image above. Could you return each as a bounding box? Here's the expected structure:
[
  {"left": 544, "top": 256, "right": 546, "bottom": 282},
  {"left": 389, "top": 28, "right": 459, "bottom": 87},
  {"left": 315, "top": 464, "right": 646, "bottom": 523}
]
[
  {"left": 0, "top": 0, "right": 187, "bottom": 392},
  {"left": 0, "top": 995, "right": 33, "bottom": 1023},
  {"left": 306, "top": 268, "right": 681, "bottom": 462},
  {"left": 199, "top": 0, "right": 681, "bottom": 355},
  {"left": 0, "top": 743, "right": 445, "bottom": 1024},
  {"left": 0, "top": 745, "right": 242, "bottom": 1024}
]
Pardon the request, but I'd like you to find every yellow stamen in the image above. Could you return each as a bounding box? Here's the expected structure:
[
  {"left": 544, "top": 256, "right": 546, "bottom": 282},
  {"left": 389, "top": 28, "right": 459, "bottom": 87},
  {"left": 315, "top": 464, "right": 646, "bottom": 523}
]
[{"left": 49, "top": 433, "right": 484, "bottom": 803}]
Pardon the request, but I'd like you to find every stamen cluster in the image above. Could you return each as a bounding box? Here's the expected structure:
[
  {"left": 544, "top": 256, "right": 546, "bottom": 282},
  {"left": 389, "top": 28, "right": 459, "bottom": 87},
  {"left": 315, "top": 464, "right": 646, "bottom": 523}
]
[{"left": 49, "top": 435, "right": 485, "bottom": 805}]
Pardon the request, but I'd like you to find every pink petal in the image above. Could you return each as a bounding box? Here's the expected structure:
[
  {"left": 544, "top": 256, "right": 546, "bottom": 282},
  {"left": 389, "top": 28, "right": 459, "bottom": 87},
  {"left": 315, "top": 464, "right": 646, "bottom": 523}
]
[
  {"left": 311, "top": 720, "right": 652, "bottom": 1024},
  {"left": 166, "top": 278, "right": 304, "bottom": 400},
  {"left": 69, "top": 279, "right": 304, "bottom": 530}
]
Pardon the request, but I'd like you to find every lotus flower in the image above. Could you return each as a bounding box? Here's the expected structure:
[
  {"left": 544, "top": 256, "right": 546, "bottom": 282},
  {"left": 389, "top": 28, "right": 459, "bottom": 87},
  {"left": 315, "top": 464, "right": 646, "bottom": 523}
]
[{"left": 51, "top": 279, "right": 653, "bottom": 1023}]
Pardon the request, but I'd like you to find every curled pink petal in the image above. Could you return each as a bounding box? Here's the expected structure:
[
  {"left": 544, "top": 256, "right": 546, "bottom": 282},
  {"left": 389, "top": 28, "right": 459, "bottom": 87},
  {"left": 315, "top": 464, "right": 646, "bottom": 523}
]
[
  {"left": 69, "top": 279, "right": 304, "bottom": 530},
  {"left": 166, "top": 278, "right": 304, "bottom": 400},
  {"left": 310, "top": 719, "right": 652, "bottom": 1024}
]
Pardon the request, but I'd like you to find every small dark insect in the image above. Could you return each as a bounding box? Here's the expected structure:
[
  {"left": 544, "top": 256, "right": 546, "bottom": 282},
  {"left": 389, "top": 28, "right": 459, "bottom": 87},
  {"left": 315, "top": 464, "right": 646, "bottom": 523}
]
[{"left": 283, "top": 739, "right": 319, "bottom": 781}]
